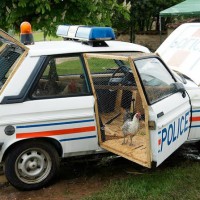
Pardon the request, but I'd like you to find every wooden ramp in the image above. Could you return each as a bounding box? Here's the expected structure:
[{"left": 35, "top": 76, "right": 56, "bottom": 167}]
[
  {"left": 101, "top": 135, "right": 148, "bottom": 167},
  {"left": 101, "top": 112, "right": 149, "bottom": 167}
]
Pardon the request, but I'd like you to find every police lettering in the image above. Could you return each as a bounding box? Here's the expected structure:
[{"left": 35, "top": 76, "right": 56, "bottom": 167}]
[
  {"left": 158, "top": 111, "right": 190, "bottom": 152},
  {"left": 170, "top": 37, "right": 200, "bottom": 52}
]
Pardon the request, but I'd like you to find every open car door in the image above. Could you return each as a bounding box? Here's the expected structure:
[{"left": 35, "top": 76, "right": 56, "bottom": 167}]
[
  {"left": 83, "top": 53, "right": 191, "bottom": 168},
  {"left": 133, "top": 56, "right": 191, "bottom": 166}
]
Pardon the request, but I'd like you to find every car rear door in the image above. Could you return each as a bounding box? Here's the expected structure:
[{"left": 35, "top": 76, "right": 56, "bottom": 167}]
[
  {"left": 134, "top": 56, "right": 191, "bottom": 166},
  {"left": 0, "top": 55, "right": 99, "bottom": 157}
]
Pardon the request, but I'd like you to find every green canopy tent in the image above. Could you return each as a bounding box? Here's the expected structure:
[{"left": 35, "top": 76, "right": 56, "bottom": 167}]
[
  {"left": 159, "top": 0, "right": 200, "bottom": 42},
  {"left": 160, "top": 0, "right": 200, "bottom": 17}
]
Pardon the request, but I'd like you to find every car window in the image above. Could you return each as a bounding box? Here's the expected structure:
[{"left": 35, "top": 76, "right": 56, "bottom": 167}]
[
  {"left": 31, "top": 56, "right": 90, "bottom": 98},
  {"left": 134, "top": 57, "right": 176, "bottom": 104}
]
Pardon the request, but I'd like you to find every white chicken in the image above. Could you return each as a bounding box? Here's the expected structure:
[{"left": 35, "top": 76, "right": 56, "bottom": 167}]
[{"left": 122, "top": 112, "right": 141, "bottom": 146}]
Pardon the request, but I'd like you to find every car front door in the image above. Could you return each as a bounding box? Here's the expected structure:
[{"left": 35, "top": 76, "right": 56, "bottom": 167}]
[{"left": 134, "top": 57, "right": 191, "bottom": 166}]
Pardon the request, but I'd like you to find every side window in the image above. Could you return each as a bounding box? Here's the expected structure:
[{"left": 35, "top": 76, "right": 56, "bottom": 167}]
[
  {"left": 134, "top": 57, "right": 176, "bottom": 104},
  {"left": 32, "top": 56, "right": 90, "bottom": 98}
]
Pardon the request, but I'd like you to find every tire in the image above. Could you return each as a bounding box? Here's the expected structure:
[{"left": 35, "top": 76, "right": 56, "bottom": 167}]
[{"left": 4, "top": 140, "right": 60, "bottom": 190}]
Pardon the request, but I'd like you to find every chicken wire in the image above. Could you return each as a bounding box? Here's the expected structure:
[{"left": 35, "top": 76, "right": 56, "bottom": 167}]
[{"left": 86, "top": 56, "right": 146, "bottom": 147}]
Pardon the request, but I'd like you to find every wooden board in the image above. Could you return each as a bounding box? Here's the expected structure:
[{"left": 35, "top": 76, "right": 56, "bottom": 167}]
[
  {"left": 129, "top": 57, "right": 152, "bottom": 168},
  {"left": 100, "top": 110, "right": 148, "bottom": 167},
  {"left": 101, "top": 135, "right": 148, "bottom": 167}
]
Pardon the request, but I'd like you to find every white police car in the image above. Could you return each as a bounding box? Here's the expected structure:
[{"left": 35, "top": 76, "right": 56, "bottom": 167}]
[{"left": 0, "top": 22, "right": 200, "bottom": 190}]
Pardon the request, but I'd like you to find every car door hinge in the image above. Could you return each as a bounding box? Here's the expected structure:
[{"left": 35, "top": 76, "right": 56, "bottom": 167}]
[{"left": 149, "top": 121, "right": 156, "bottom": 130}]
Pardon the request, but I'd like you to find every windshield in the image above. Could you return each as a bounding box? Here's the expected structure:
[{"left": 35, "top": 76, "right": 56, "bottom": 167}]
[{"left": 0, "top": 30, "right": 27, "bottom": 89}]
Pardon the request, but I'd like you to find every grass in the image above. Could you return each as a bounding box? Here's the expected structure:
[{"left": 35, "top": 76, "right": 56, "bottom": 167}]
[
  {"left": 84, "top": 161, "right": 200, "bottom": 200},
  {"left": 14, "top": 31, "right": 61, "bottom": 42},
  {"left": 56, "top": 60, "right": 84, "bottom": 75},
  {"left": 33, "top": 31, "right": 62, "bottom": 41},
  {"left": 55, "top": 57, "right": 117, "bottom": 74}
]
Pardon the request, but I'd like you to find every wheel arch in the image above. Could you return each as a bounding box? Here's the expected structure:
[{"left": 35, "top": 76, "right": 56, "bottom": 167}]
[{"left": 2, "top": 137, "right": 63, "bottom": 162}]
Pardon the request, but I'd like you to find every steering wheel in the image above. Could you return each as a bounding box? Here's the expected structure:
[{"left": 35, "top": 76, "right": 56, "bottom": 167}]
[{"left": 109, "top": 65, "right": 135, "bottom": 86}]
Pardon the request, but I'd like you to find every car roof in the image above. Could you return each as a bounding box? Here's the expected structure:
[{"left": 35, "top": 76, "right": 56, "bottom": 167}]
[{"left": 27, "top": 40, "right": 150, "bottom": 56}]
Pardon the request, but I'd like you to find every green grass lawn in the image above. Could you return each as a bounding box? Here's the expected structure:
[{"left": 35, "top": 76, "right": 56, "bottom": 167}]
[
  {"left": 84, "top": 160, "right": 200, "bottom": 200},
  {"left": 14, "top": 31, "right": 61, "bottom": 42},
  {"left": 33, "top": 31, "right": 62, "bottom": 41}
]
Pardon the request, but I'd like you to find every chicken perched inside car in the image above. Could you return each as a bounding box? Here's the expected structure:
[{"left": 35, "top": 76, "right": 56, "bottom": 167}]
[{"left": 122, "top": 112, "right": 141, "bottom": 146}]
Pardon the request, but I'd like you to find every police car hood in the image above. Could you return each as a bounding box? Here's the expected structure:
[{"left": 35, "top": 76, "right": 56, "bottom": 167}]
[{"left": 156, "top": 23, "right": 200, "bottom": 86}]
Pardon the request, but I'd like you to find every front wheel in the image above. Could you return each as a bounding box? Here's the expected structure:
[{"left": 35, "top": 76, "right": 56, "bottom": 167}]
[{"left": 4, "top": 141, "right": 60, "bottom": 190}]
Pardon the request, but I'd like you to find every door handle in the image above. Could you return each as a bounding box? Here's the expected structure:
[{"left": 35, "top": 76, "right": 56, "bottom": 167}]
[{"left": 157, "top": 112, "right": 164, "bottom": 118}]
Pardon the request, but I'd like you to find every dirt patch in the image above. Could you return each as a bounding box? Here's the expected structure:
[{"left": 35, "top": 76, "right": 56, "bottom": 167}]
[
  {"left": 0, "top": 156, "right": 142, "bottom": 200},
  {"left": 0, "top": 144, "right": 199, "bottom": 200}
]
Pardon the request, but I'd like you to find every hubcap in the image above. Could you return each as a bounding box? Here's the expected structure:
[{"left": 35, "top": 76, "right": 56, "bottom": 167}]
[{"left": 15, "top": 148, "right": 52, "bottom": 184}]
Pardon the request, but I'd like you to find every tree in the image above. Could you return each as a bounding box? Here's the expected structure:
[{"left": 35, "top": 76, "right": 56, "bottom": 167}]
[
  {"left": 0, "top": 1, "right": 11, "bottom": 31},
  {"left": 126, "top": 0, "right": 183, "bottom": 42},
  {"left": 129, "top": 0, "right": 183, "bottom": 32},
  {"left": 1, "top": 0, "right": 129, "bottom": 38}
]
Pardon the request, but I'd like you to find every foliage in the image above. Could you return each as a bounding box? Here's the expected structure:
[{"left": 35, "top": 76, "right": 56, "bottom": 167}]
[
  {"left": 0, "top": 0, "right": 129, "bottom": 37},
  {"left": 111, "top": 0, "right": 183, "bottom": 42},
  {"left": 0, "top": 0, "right": 184, "bottom": 41},
  {"left": 129, "top": 0, "right": 183, "bottom": 32}
]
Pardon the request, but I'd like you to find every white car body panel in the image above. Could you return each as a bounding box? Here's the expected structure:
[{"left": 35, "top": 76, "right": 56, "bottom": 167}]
[
  {"left": 157, "top": 23, "right": 200, "bottom": 86},
  {"left": 27, "top": 40, "right": 150, "bottom": 57},
  {"left": 149, "top": 93, "right": 190, "bottom": 166},
  {"left": 0, "top": 96, "right": 98, "bottom": 161}
]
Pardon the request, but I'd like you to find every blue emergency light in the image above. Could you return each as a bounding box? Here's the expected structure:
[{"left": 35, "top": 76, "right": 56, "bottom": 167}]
[{"left": 56, "top": 25, "right": 115, "bottom": 46}]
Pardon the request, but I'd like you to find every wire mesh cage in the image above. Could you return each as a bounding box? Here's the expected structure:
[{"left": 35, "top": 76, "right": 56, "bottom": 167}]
[{"left": 85, "top": 54, "right": 150, "bottom": 167}]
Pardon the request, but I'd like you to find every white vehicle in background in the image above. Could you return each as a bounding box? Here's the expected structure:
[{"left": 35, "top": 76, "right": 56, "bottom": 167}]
[
  {"left": 157, "top": 23, "right": 200, "bottom": 86},
  {"left": 0, "top": 22, "right": 199, "bottom": 190}
]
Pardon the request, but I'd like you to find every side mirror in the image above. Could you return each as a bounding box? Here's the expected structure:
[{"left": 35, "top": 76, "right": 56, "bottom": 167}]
[{"left": 172, "top": 82, "right": 186, "bottom": 98}]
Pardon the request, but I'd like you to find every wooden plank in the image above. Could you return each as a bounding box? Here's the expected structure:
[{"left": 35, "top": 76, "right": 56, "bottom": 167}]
[
  {"left": 128, "top": 57, "right": 152, "bottom": 168},
  {"left": 105, "top": 121, "right": 146, "bottom": 137},
  {"left": 104, "top": 126, "right": 122, "bottom": 137},
  {"left": 130, "top": 91, "right": 136, "bottom": 113},
  {"left": 84, "top": 53, "right": 129, "bottom": 61},
  {"left": 0, "top": 29, "right": 29, "bottom": 51},
  {"left": 101, "top": 135, "right": 149, "bottom": 168},
  {"left": 115, "top": 89, "right": 122, "bottom": 111},
  {"left": 83, "top": 54, "right": 102, "bottom": 143},
  {"left": 134, "top": 91, "right": 145, "bottom": 115},
  {"left": 0, "top": 43, "right": 7, "bottom": 53},
  {"left": 91, "top": 73, "right": 123, "bottom": 78},
  {"left": 94, "top": 85, "right": 137, "bottom": 91}
]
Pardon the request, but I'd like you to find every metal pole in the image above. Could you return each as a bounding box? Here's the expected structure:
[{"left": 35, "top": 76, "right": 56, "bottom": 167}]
[
  {"left": 159, "top": 15, "right": 162, "bottom": 44},
  {"left": 130, "top": 0, "right": 134, "bottom": 43}
]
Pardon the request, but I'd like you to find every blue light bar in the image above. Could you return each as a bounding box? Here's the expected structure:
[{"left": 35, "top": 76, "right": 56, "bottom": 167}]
[{"left": 56, "top": 25, "right": 115, "bottom": 41}]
